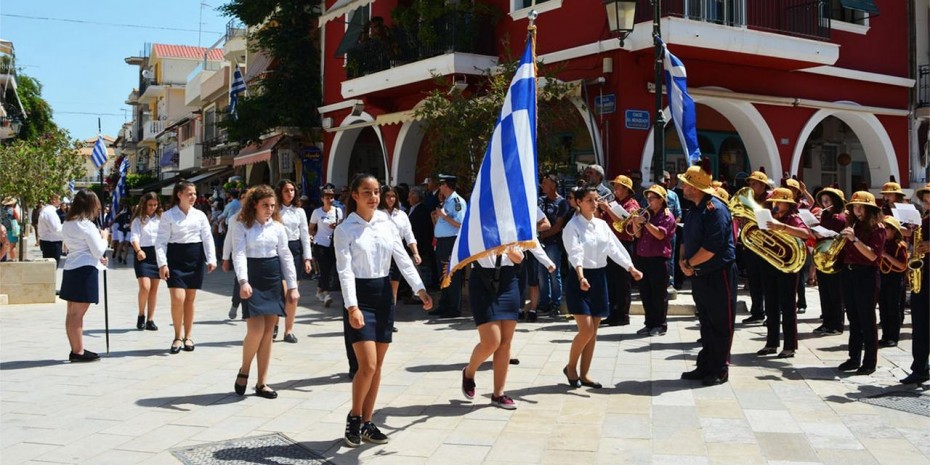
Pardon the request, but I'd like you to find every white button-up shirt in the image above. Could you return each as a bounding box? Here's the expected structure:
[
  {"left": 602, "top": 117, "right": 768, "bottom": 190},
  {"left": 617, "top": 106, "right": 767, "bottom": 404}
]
[
  {"left": 310, "top": 206, "right": 343, "bottom": 248},
  {"left": 562, "top": 213, "right": 634, "bottom": 270},
  {"left": 38, "top": 204, "right": 63, "bottom": 242},
  {"left": 385, "top": 208, "right": 416, "bottom": 245},
  {"left": 280, "top": 204, "right": 312, "bottom": 260},
  {"left": 334, "top": 210, "right": 425, "bottom": 309},
  {"left": 155, "top": 206, "right": 217, "bottom": 268},
  {"left": 130, "top": 215, "right": 160, "bottom": 247},
  {"left": 61, "top": 219, "right": 108, "bottom": 270},
  {"left": 230, "top": 219, "right": 297, "bottom": 289}
]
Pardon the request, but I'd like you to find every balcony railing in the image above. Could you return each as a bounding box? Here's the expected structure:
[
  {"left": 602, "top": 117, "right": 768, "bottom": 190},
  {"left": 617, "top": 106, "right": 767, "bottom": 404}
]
[
  {"left": 635, "top": 0, "right": 830, "bottom": 41},
  {"left": 919, "top": 64, "right": 929, "bottom": 108},
  {"left": 345, "top": 12, "right": 497, "bottom": 79}
]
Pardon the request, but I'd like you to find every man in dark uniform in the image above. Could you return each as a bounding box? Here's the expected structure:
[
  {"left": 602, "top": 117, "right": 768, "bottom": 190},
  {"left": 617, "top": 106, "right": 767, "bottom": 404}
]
[
  {"left": 430, "top": 174, "right": 466, "bottom": 318},
  {"left": 677, "top": 162, "right": 738, "bottom": 386}
]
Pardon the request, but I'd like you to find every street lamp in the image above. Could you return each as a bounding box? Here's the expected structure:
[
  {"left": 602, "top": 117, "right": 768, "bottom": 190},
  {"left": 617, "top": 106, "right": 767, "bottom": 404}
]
[{"left": 603, "top": 0, "right": 637, "bottom": 46}]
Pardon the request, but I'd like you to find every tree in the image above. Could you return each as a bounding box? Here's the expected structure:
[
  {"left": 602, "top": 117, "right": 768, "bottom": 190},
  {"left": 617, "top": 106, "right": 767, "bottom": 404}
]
[
  {"left": 13, "top": 74, "right": 57, "bottom": 142},
  {"left": 0, "top": 129, "right": 84, "bottom": 260},
  {"left": 219, "top": 0, "right": 322, "bottom": 145}
]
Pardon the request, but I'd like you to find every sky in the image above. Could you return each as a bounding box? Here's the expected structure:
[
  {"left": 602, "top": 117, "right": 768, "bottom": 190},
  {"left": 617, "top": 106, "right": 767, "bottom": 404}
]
[{"left": 0, "top": 0, "right": 232, "bottom": 141}]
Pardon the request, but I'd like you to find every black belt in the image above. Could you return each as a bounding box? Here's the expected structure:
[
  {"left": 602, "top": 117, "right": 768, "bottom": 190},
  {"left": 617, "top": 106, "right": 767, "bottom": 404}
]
[{"left": 845, "top": 264, "right": 875, "bottom": 271}]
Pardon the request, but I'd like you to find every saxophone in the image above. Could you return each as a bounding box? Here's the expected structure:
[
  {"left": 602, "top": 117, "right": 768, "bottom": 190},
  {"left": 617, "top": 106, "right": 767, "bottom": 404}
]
[
  {"left": 728, "top": 187, "right": 807, "bottom": 273},
  {"left": 907, "top": 225, "right": 923, "bottom": 293}
]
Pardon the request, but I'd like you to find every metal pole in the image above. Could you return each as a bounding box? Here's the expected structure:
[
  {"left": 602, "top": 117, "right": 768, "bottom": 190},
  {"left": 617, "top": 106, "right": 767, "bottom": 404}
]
[
  {"left": 653, "top": 0, "right": 665, "bottom": 183},
  {"left": 103, "top": 267, "right": 110, "bottom": 356}
]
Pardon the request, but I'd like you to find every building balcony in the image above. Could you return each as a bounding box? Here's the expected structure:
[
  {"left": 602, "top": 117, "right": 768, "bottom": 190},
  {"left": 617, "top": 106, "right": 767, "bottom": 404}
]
[
  {"left": 179, "top": 138, "right": 202, "bottom": 171},
  {"left": 143, "top": 120, "right": 166, "bottom": 142},
  {"left": 185, "top": 61, "right": 222, "bottom": 107},
  {"left": 224, "top": 20, "right": 248, "bottom": 62},
  {"left": 918, "top": 64, "right": 929, "bottom": 120}
]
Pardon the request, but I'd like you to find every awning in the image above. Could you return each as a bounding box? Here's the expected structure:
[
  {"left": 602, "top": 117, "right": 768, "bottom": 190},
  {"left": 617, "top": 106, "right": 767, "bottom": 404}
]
[
  {"left": 186, "top": 167, "right": 235, "bottom": 186},
  {"left": 233, "top": 134, "right": 285, "bottom": 167},
  {"left": 839, "top": 0, "right": 878, "bottom": 14},
  {"left": 319, "top": 0, "right": 374, "bottom": 25},
  {"left": 334, "top": 8, "right": 367, "bottom": 57},
  {"left": 244, "top": 51, "right": 273, "bottom": 83},
  {"left": 324, "top": 110, "right": 422, "bottom": 133},
  {"left": 129, "top": 174, "right": 181, "bottom": 196}
]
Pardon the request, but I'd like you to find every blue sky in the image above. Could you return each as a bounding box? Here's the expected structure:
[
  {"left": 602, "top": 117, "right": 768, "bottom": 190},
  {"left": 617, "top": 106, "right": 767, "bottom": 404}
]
[{"left": 1, "top": 0, "right": 231, "bottom": 140}]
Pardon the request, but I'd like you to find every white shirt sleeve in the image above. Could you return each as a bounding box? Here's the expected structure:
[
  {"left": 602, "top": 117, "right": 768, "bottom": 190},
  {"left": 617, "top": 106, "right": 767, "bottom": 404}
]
[
  {"left": 154, "top": 212, "right": 171, "bottom": 268},
  {"left": 130, "top": 218, "right": 142, "bottom": 245},
  {"left": 562, "top": 219, "right": 585, "bottom": 269},
  {"left": 528, "top": 244, "right": 555, "bottom": 269},
  {"left": 298, "top": 209, "right": 312, "bottom": 260},
  {"left": 277, "top": 225, "right": 298, "bottom": 289},
  {"left": 333, "top": 225, "right": 358, "bottom": 309},
  {"left": 232, "top": 220, "right": 248, "bottom": 283},
  {"left": 397, "top": 212, "right": 416, "bottom": 245},
  {"left": 606, "top": 224, "right": 634, "bottom": 270},
  {"left": 392, "top": 230, "right": 424, "bottom": 294},
  {"left": 199, "top": 211, "right": 217, "bottom": 266},
  {"left": 222, "top": 220, "right": 235, "bottom": 261}
]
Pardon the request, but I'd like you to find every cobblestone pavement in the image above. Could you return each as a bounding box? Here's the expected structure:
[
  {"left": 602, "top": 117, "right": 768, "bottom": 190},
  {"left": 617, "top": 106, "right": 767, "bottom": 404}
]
[{"left": 1, "top": 243, "right": 928, "bottom": 464}]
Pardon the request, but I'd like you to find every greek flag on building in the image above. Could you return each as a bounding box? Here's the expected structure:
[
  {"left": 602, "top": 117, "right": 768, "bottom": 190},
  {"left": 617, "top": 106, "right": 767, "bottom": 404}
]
[
  {"left": 229, "top": 63, "right": 247, "bottom": 119},
  {"left": 442, "top": 37, "right": 539, "bottom": 286},
  {"left": 91, "top": 137, "right": 108, "bottom": 169},
  {"left": 659, "top": 38, "right": 701, "bottom": 165},
  {"left": 112, "top": 158, "right": 128, "bottom": 214}
]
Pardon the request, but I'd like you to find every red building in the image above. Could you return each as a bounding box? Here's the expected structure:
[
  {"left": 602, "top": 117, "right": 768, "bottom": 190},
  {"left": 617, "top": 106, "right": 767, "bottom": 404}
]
[{"left": 318, "top": 0, "right": 927, "bottom": 194}]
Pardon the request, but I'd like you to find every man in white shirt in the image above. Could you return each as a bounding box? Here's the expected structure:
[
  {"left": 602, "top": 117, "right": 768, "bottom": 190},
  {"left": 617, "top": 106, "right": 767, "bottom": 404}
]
[{"left": 38, "top": 194, "right": 64, "bottom": 265}]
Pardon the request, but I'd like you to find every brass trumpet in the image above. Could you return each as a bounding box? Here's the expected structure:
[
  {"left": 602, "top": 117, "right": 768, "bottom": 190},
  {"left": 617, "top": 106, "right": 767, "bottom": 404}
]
[
  {"left": 615, "top": 207, "right": 651, "bottom": 236},
  {"left": 907, "top": 225, "right": 923, "bottom": 293}
]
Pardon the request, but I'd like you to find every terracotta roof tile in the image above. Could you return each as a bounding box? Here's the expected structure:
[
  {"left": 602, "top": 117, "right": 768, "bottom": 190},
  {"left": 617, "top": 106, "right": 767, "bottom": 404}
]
[{"left": 152, "top": 44, "right": 225, "bottom": 61}]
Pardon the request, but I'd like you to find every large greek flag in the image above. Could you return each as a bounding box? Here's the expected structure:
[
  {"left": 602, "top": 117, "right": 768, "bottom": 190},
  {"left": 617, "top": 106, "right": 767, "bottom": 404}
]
[
  {"left": 229, "top": 63, "right": 247, "bottom": 119},
  {"left": 443, "top": 37, "right": 538, "bottom": 286},
  {"left": 112, "top": 158, "right": 128, "bottom": 214},
  {"left": 660, "top": 38, "right": 701, "bottom": 165},
  {"left": 91, "top": 137, "right": 108, "bottom": 169}
]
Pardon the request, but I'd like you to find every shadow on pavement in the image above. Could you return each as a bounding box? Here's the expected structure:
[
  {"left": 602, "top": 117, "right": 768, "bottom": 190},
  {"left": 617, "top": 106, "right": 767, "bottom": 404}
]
[
  {"left": 137, "top": 392, "right": 247, "bottom": 411},
  {"left": 0, "top": 359, "right": 68, "bottom": 370}
]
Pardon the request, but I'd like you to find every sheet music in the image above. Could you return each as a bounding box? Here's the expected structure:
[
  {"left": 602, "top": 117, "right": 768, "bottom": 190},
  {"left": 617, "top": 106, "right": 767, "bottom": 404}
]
[
  {"left": 755, "top": 209, "right": 774, "bottom": 230},
  {"left": 811, "top": 225, "right": 839, "bottom": 238},
  {"left": 608, "top": 201, "right": 630, "bottom": 219},
  {"left": 893, "top": 203, "right": 922, "bottom": 225},
  {"left": 798, "top": 209, "right": 819, "bottom": 227}
]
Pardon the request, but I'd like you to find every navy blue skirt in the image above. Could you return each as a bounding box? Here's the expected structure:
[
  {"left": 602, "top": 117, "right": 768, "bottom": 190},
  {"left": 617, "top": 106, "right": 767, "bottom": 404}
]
[
  {"left": 287, "top": 240, "right": 307, "bottom": 280},
  {"left": 469, "top": 265, "right": 520, "bottom": 326},
  {"left": 134, "top": 246, "right": 159, "bottom": 279},
  {"left": 345, "top": 277, "right": 394, "bottom": 344},
  {"left": 242, "top": 257, "right": 286, "bottom": 319},
  {"left": 60, "top": 266, "right": 99, "bottom": 304},
  {"left": 564, "top": 267, "right": 609, "bottom": 318},
  {"left": 166, "top": 242, "right": 205, "bottom": 289}
]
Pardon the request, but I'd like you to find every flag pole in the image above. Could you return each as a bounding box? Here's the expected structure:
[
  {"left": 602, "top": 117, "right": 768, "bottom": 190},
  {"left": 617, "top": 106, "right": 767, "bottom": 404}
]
[{"left": 97, "top": 116, "right": 110, "bottom": 356}]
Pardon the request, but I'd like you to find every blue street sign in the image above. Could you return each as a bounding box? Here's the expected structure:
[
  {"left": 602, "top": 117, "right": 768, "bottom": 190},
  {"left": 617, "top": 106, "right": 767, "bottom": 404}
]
[
  {"left": 625, "top": 109, "right": 650, "bottom": 130},
  {"left": 594, "top": 94, "right": 616, "bottom": 115}
]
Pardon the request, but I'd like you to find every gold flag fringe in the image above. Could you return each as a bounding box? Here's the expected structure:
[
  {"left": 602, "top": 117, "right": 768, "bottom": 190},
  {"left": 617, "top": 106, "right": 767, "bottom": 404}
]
[{"left": 440, "top": 240, "right": 539, "bottom": 289}]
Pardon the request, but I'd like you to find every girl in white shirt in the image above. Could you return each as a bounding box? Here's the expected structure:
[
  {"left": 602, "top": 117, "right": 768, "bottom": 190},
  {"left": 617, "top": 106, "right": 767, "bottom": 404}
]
[
  {"left": 275, "top": 180, "right": 313, "bottom": 343},
  {"left": 309, "top": 186, "right": 343, "bottom": 306},
  {"left": 60, "top": 189, "right": 109, "bottom": 362},
  {"left": 156, "top": 181, "right": 217, "bottom": 354},
  {"left": 129, "top": 192, "right": 162, "bottom": 331},
  {"left": 561, "top": 186, "right": 643, "bottom": 389},
  {"left": 379, "top": 185, "right": 421, "bottom": 306},
  {"left": 335, "top": 174, "right": 433, "bottom": 447},
  {"left": 231, "top": 185, "right": 299, "bottom": 399}
]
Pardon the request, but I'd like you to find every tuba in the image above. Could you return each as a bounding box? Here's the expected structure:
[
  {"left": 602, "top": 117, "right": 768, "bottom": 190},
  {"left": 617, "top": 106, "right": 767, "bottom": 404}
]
[
  {"left": 728, "top": 187, "right": 808, "bottom": 273},
  {"left": 813, "top": 236, "right": 846, "bottom": 274},
  {"left": 907, "top": 225, "right": 923, "bottom": 293}
]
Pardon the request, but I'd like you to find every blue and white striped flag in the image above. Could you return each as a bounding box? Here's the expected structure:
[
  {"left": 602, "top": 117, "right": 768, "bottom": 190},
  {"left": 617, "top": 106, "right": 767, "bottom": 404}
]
[
  {"left": 112, "top": 158, "right": 128, "bottom": 214},
  {"left": 90, "top": 137, "right": 108, "bottom": 169},
  {"left": 68, "top": 180, "right": 75, "bottom": 195},
  {"left": 229, "top": 63, "right": 247, "bottom": 119},
  {"left": 442, "top": 37, "right": 538, "bottom": 286},
  {"left": 659, "top": 38, "right": 701, "bottom": 165}
]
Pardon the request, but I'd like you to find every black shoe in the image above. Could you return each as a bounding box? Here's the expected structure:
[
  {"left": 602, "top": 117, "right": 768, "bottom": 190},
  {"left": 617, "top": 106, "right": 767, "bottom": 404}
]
[
  {"left": 272, "top": 325, "right": 278, "bottom": 340},
  {"left": 797, "top": 307, "right": 806, "bottom": 314},
  {"left": 69, "top": 350, "right": 100, "bottom": 362},
  {"left": 813, "top": 325, "right": 826, "bottom": 334},
  {"left": 756, "top": 346, "right": 778, "bottom": 356},
  {"left": 823, "top": 328, "right": 842, "bottom": 335},
  {"left": 527, "top": 311, "right": 538, "bottom": 322},
  {"left": 182, "top": 338, "right": 195, "bottom": 352},
  {"left": 427, "top": 309, "right": 445, "bottom": 316},
  {"left": 461, "top": 368, "right": 476, "bottom": 400},
  {"left": 855, "top": 366, "right": 876, "bottom": 376},
  {"left": 392, "top": 326, "right": 399, "bottom": 333},
  {"left": 837, "top": 359, "right": 860, "bottom": 371},
  {"left": 518, "top": 311, "right": 526, "bottom": 321},
  {"left": 879, "top": 339, "right": 897, "bottom": 348},
  {"left": 255, "top": 384, "right": 278, "bottom": 399},
  {"left": 900, "top": 372, "right": 930, "bottom": 385},
  {"left": 234, "top": 371, "right": 248, "bottom": 396},
  {"left": 170, "top": 339, "right": 182, "bottom": 354},
  {"left": 635, "top": 326, "right": 652, "bottom": 335},
  {"left": 145, "top": 320, "right": 158, "bottom": 331},
  {"left": 777, "top": 350, "right": 795, "bottom": 359},
  {"left": 283, "top": 333, "right": 298, "bottom": 343},
  {"left": 136, "top": 315, "right": 145, "bottom": 330},
  {"left": 681, "top": 369, "right": 706, "bottom": 380},
  {"left": 436, "top": 312, "right": 461, "bottom": 319},
  {"left": 580, "top": 379, "right": 603, "bottom": 389},
  {"left": 509, "top": 358, "right": 520, "bottom": 365},
  {"left": 563, "top": 366, "right": 581, "bottom": 388},
  {"left": 361, "top": 421, "right": 389, "bottom": 444},
  {"left": 702, "top": 371, "right": 728, "bottom": 386},
  {"left": 742, "top": 315, "right": 764, "bottom": 324},
  {"left": 344, "top": 414, "right": 362, "bottom": 448}
]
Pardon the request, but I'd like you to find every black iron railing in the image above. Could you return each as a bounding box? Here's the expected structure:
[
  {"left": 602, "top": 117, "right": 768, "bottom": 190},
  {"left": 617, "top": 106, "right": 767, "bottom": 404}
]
[
  {"left": 345, "top": 12, "right": 497, "bottom": 79},
  {"left": 919, "top": 64, "right": 930, "bottom": 108},
  {"left": 635, "top": 0, "right": 830, "bottom": 41}
]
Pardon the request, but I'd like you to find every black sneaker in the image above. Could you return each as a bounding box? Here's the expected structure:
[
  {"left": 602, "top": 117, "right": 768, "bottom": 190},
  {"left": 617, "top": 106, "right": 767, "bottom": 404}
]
[
  {"left": 360, "top": 421, "right": 389, "bottom": 444},
  {"left": 812, "top": 325, "right": 826, "bottom": 334},
  {"left": 461, "top": 368, "right": 476, "bottom": 400},
  {"left": 837, "top": 359, "right": 860, "bottom": 371},
  {"left": 69, "top": 350, "right": 100, "bottom": 362},
  {"left": 136, "top": 315, "right": 145, "bottom": 330},
  {"left": 527, "top": 310, "right": 538, "bottom": 322},
  {"left": 635, "top": 326, "right": 651, "bottom": 335},
  {"left": 344, "top": 414, "right": 362, "bottom": 447}
]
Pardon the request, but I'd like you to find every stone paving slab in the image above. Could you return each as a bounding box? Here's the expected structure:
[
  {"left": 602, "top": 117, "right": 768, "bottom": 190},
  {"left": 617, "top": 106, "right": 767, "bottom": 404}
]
[{"left": 1, "top": 243, "right": 929, "bottom": 464}]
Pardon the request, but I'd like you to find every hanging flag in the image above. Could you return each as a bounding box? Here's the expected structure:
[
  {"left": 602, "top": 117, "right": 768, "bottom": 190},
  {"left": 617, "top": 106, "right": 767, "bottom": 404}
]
[
  {"left": 659, "top": 38, "right": 701, "bottom": 165},
  {"left": 112, "top": 158, "right": 128, "bottom": 214},
  {"left": 442, "top": 35, "right": 539, "bottom": 286},
  {"left": 68, "top": 180, "right": 75, "bottom": 196},
  {"left": 229, "top": 62, "right": 247, "bottom": 119},
  {"left": 91, "top": 137, "right": 108, "bottom": 169}
]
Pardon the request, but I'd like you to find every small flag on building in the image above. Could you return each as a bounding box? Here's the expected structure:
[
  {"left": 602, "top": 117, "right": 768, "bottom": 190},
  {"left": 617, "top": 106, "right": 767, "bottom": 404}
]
[
  {"left": 659, "top": 38, "right": 701, "bottom": 165},
  {"left": 91, "top": 137, "right": 108, "bottom": 169},
  {"left": 229, "top": 62, "right": 247, "bottom": 119},
  {"left": 442, "top": 35, "right": 539, "bottom": 286}
]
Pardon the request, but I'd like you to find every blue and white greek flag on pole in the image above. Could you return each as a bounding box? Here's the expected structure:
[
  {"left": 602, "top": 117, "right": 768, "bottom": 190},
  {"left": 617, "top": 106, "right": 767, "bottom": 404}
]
[
  {"left": 659, "top": 38, "right": 701, "bottom": 165},
  {"left": 112, "top": 158, "right": 128, "bottom": 214},
  {"left": 443, "top": 37, "right": 538, "bottom": 286},
  {"left": 91, "top": 137, "right": 108, "bottom": 169},
  {"left": 68, "top": 180, "right": 75, "bottom": 196},
  {"left": 229, "top": 63, "right": 247, "bottom": 119}
]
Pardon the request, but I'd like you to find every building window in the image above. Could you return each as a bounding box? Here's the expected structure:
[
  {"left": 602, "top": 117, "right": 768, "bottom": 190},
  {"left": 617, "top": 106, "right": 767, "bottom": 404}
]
[
  {"left": 511, "top": 0, "right": 561, "bottom": 19},
  {"left": 521, "top": 0, "right": 550, "bottom": 8},
  {"left": 204, "top": 108, "right": 216, "bottom": 142},
  {"left": 828, "top": 0, "right": 869, "bottom": 26}
]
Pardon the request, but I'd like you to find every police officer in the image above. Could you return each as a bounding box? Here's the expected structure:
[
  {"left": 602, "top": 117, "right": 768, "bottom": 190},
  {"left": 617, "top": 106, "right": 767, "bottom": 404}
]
[
  {"left": 677, "top": 162, "right": 737, "bottom": 386},
  {"left": 430, "top": 174, "right": 467, "bottom": 318}
]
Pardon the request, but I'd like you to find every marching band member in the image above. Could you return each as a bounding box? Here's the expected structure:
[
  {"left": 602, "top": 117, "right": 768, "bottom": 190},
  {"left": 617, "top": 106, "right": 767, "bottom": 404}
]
[
  {"left": 837, "top": 191, "right": 885, "bottom": 376},
  {"left": 878, "top": 217, "right": 907, "bottom": 348},
  {"left": 677, "top": 162, "right": 737, "bottom": 386},
  {"left": 598, "top": 174, "right": 640, "bottom": 327},
  {"left": 129, "top": 192, "right": 162, "bottom": 331},
  {"left": 155, "top": 181, "right": 217, "bottom": 354},
  {"left": 756, "top": 188, "right": 811, "bottom": 359},
  {"left": 901, "top": 183, "right": 929, "bottom": 385},
  {"left": 275, "top": 179, "right": 313, "bottom": 343},
  {"left": 630, "top": 184, "right": 675, "bottom": 336},
  {"left": 879, "top": 177, "right": 905, "bottom": 217},
  {"left": 562, "top": 186, "right": 642, "bottom": 388},
  {"left": 784, "top": 178, "right": 814, "bottom": 313},
  {"left": 742, "top": 168, "right": 771, "bottom": 324},
  {"left": 335, "top": 174, "right": 433, "bottom": 447},
  {"left": 812, "top": 186, "right": 847, "bottom": 335}
]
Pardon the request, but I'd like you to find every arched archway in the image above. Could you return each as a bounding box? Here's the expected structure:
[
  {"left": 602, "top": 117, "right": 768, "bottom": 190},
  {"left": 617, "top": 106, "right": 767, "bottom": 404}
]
[
  {"left": 640, "top": 88, "right": 781, "bottom": 183},
  {"left": 790, "top": 107, "right": 898, "bottom": 189},
  {"left": 326, "top": 112, "right": 389, "bottom": 187}
]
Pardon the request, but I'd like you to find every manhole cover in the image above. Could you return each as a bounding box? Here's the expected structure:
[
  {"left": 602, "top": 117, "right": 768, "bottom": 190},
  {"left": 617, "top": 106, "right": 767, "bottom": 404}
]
[
  {"left": 859, "top": 390, "right": 930, "bottom": 417},
  {"left": 171, "top": 433, "right": 333, "bottom": 465}
]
